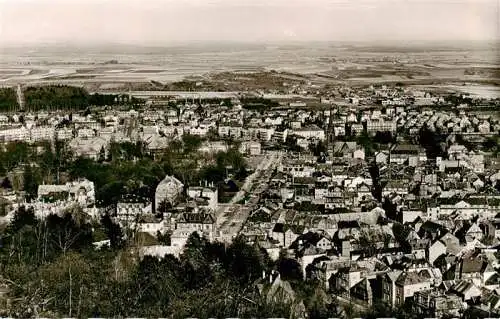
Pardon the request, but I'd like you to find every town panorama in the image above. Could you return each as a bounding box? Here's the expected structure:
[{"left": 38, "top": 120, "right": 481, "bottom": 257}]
[{"left": 0, "top": 1, "right": 499, "bottom": 318}]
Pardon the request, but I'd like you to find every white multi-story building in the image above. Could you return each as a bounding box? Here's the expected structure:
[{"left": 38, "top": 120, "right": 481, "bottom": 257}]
[
  {"left": 188, "top": 126, "right": 208, "bottom": 136},
  {"left": 246, "top": 127, "right": 274, "bottom": 141},
  {"left": 0, "top": 126, "right": 30, "bottom": 142},
  {"left": 77, "top": 128, "right": 96, "bottom": 138},
  {"left": 116, "top": 202, "right": 151, "bottom": 223},
  {"left": 293, "top": 125, "right": 325, "bottom": 141},
  {"left": 174, "top": 210, "right": 216, "bottom": 242},
  {"left": 198, "top": 141, "right": 228, "bottom": 154},
  {"left": 30, "top": 126, "right": 55, "bottom": 142},
  {"left": 239, "top": 141, "right": 261, "bottom": 155},
  {"left": 56, "top": 128, "right": 74, "bottom": 141},
  {"left": 366, "top": 119, "right": 396, "bottom": 135},
  {"left": 218, "top": 125, "right": 243, "bottom": 139}
]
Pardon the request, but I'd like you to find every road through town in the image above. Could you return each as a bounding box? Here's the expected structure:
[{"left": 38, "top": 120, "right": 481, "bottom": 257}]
[{"left": 215, "top": 151, "right": 282, "bottom": 242}]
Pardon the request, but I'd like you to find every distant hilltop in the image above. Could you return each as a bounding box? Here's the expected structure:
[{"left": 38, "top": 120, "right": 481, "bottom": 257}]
[{"left": 102, "top": 60, "right": 119, "bottom": 65}]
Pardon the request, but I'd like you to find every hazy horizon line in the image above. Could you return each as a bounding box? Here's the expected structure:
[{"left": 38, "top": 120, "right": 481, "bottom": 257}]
[{"left": 2, "top": 38, "right": 499, "bottom": 49}]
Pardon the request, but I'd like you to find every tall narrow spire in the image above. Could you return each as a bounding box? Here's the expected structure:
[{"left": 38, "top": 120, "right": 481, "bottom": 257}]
[{"left": 16, "top": 84, "right": 25, "bottom": 111}]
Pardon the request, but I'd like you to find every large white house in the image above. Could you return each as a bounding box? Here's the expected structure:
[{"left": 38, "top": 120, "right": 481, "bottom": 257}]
[
  {"left": 293, "top": 125, "right": 325, "bottom": 141},
  {"left": 155, "top": 175, "right": 184, "bottom": 210}
]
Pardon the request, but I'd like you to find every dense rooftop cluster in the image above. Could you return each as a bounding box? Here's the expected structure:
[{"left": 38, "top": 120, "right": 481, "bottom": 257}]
[{"left": 0, "top": 83, "right": 499, "bottom": 317}]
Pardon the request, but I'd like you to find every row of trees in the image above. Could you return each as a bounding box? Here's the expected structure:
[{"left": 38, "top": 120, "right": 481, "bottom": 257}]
[
  {"left": 240, "top": 97, "right": 280, "bottom": 112},
  {"left": 0, "top": 88, "right": 18, "bottom": 111},
  {"left": 13, "top": 85, "right": 143, "bottom": 111},
  {"left": 24, "top": 86, "right": 90, "bottom": 110},
  {"left": 0, "top": 141, "right": 72, "bottom": 199},
  {"left": 198, "top": 98, "right": 233, "bottom": 107}
]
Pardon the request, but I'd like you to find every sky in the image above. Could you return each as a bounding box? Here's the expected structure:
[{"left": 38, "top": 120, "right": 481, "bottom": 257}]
[{"left": 0, "top": 0, "right": 498, "bottom": 46}]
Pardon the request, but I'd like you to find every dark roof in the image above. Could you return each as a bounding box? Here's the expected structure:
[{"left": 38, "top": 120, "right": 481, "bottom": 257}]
[
  {"left": 272, "top": 223, "right": 305, "bottom": 234},
  {"left": 290, "top": 231, "right": 328, "bottom": 249},
  {"left": 338, "top": 220, "right": 361, "bottom": 229},
  {"left": 312, "top": 255, "right": 331, "bottom": 264},
  {"left": 391, "top": 144, "right": 422, "bottom": 155},
  {"left": 419, "top": 221, "right": 446, "bottom": 235},
  {"left": 249, "top": 209, "right": 272, "bottom": 222},
  {"left": 454, "top": 221, "right": 472, "bottom": 242},
  {"left": 272, "top": 223, "right": 286, "bottom": 233},
  {"left": 486, "top": 272, "right": 500, "bottom": 285},
  {"left": 222, "top": 180, "right": 239, "bottom": 192},
  {"left": 329, "top": 207, "right": 352, "bottom": 214},
  {"left": 289, "top": 224, "right": 306, "bottom": 234},
  {"left": 460, "top": 257, "right": 488, "bottom": 274}
]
